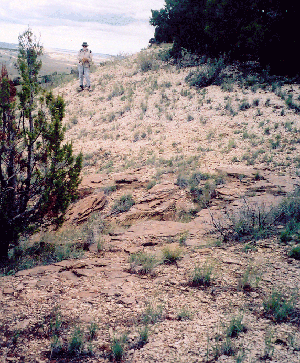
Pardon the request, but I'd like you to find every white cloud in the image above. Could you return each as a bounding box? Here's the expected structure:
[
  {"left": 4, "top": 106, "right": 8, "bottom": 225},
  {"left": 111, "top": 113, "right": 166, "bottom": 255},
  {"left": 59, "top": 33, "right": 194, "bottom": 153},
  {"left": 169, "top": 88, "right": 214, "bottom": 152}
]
[{"left": 0, "top": 0, "right": 165, "bottom": 54}]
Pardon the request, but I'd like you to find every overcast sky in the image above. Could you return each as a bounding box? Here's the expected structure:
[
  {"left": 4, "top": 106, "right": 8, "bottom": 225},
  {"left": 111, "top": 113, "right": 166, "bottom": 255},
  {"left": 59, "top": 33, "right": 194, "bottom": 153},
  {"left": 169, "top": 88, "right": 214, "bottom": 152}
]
[{"left": 0, "top": 0, "right": 165, "bottom": 55}]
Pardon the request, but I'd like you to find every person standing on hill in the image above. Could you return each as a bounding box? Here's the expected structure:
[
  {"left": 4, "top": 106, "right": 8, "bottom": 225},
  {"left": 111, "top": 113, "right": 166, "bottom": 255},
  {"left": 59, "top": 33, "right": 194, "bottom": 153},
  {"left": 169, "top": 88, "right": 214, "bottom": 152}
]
[{"left": 78, "top": 42, "right": 93, "bottom": 91}]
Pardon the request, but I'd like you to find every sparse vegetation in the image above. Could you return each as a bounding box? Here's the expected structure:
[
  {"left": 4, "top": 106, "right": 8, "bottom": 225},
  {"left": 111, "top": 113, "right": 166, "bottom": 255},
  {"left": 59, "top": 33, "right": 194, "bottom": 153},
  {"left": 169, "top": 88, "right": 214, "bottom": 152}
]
[
  {"left": 2, "top": 236, "right": 84, "bottom": 275},
  {"left": 2, "top": 36, "right": 300, "bottom": 363}
]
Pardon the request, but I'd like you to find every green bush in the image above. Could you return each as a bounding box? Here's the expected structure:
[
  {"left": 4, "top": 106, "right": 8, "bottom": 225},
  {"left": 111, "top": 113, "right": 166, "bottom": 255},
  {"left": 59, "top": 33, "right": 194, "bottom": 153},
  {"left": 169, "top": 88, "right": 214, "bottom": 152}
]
[
  {"left": 276, "top": 188, "right": 300, "bottom": 223},
  {"left": 136, "top": 51, "right": 156, "bottom": 72},
  {"left": 289, "top": 244, "right": 300, "bottom": 260},
  {"left": 185, "top": 58, "right": 226, "bottom": 89},
  {"left": 190, "top": 171, "right": 210, "bottom": 183},
  {"left": 2, "top": 239, "right": 83, "bottom": 275},
  {"left": 228, "top": 202, "right": 275, "bottom": 241},
  {"left": 111, "top": 194, "right": 135, "bottom": 214},
  {"left": 175, "top": 175, "right": 189, "bottom": 189},
  {"left": 280, "top": 219, "right": 300, "bottom": 243},
  {"left": 156, "top": 48, "right": 172, "bottom": 62}
]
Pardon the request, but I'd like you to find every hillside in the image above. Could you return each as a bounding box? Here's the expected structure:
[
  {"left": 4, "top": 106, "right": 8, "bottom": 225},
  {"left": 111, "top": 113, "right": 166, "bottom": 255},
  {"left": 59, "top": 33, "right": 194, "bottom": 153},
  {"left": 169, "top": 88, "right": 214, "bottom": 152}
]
[{"left": 0, "top": 46, "right": 300, "bottom": 363}]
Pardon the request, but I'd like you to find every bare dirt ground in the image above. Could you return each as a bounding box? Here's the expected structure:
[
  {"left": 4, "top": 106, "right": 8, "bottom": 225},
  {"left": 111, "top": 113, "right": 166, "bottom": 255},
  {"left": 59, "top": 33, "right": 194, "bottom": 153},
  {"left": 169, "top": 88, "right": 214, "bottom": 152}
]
[{"left": 1, "top": 46, "right": 300, "bottom": 363}]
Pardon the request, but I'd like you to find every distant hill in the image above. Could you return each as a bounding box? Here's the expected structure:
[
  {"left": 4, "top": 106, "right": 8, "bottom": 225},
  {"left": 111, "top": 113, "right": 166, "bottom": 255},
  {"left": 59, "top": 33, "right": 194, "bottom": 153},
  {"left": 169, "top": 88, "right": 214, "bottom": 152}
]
[
  {"left": 0, "top": 42, "right": 111, "bottom": 78},
  {"left": 0, "top": 42, "right": 18, "bottom": 50},
  {"left": 0, "top": 41, "right": 111, "bottom": 58},
  {"left": 47, "top": 47, "right": 111, "bottom": 59}
]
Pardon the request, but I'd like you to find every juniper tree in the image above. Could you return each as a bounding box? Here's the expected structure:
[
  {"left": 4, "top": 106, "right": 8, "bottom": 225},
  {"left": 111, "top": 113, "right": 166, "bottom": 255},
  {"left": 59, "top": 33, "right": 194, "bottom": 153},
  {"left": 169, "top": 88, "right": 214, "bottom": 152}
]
[
  {"left": 0, "top": 28, "right": 82, "bottom": 260},
  {"left": 150, "top": 0, "right": 298, "bottom": 74}
]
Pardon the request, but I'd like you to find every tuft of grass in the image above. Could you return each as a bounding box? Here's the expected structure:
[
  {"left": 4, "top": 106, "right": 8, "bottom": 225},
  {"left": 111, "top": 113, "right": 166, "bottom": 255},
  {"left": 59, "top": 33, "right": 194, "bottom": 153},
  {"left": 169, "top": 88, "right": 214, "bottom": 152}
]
[
  {"left": 178, "top": 231, "right": 189, "bottom": 246},
  {"left": 137, "top": 325, "right": 149, "bottom": 347},
  {"left": 146, "top": 180, "right": 156, "bottom": 190},
  {"left": 188, "top": 262, "right": 213, "bottom": 287},
  {"left": 88, "top": 322, "right": 98, "bottom": 341},
  {"left": 129, "top": 252, "right": 158, "bottom": 275},
  {"left": 97, "top": 238, "right": 105, "bottom": 253},
  {"left": 68, "top": 326, "right": 84, "bottom": 355},
  {"left": 102, "top": 185, "right": 117, "bottom": 195},
  {"left": 142, "top": 302, "right": 163, "bottom": 324},
  {"left": 235, "top": 348, "right": 246, "bottom": 363},
  {"left": 285, "top": 95, "right": 300, "bottom": 113},
  {"left": 221, "top": 79, "right": 234, "bottom": 92},
  {"left": 238, "top": 265, "right": 261, "bottom": 291},
  {"left": 175, "top": 175, "right": 189, "bottom": 189},
  {"left": 136, "top": 51, "right": 156, "bottom": 72},
  {"left": 50, "top": 334, "right": 63, "bottom": 358},
  {"left": 226, "top": 315, "right": 246, "bottom": 338},
  {"left": 49, "top": 306, "right": 63, "bottom": 336},
  {"left": 261, "top": 329, "right": 274, "bottom": 360},
  {"left": 48, "top": 307, "right": 64, "bottom": 358},
  {"left": 177, "top": 306, "right": 192, "bottom": 321},
  {"left": 252, "top": 98, "right": 260, "bottom": 106},
  {"left": 161, "top": 246, "right": 182, "bottom": 264},
  {"left": 263, "top": 290, "right": 296, "bottom": 322},
  {"left": 239, "top": 99, "right": 251, "bottom": 111},
  {"left": 111, "top": 334, "right": 127, "bottom": 362},
  {"left": 212, "top": 337, "right": 235, "bottom": 358},
  {"left": 242, "top": 243, "right": 257, "bottom": 253}
]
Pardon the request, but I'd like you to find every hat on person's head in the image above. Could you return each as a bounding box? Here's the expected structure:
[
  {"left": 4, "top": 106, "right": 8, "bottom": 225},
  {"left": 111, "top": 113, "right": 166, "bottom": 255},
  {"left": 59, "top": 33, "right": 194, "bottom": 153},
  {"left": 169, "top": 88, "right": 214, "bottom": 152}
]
[{"left": 82, "top": 42, "right": 89, "bottom": 47}]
